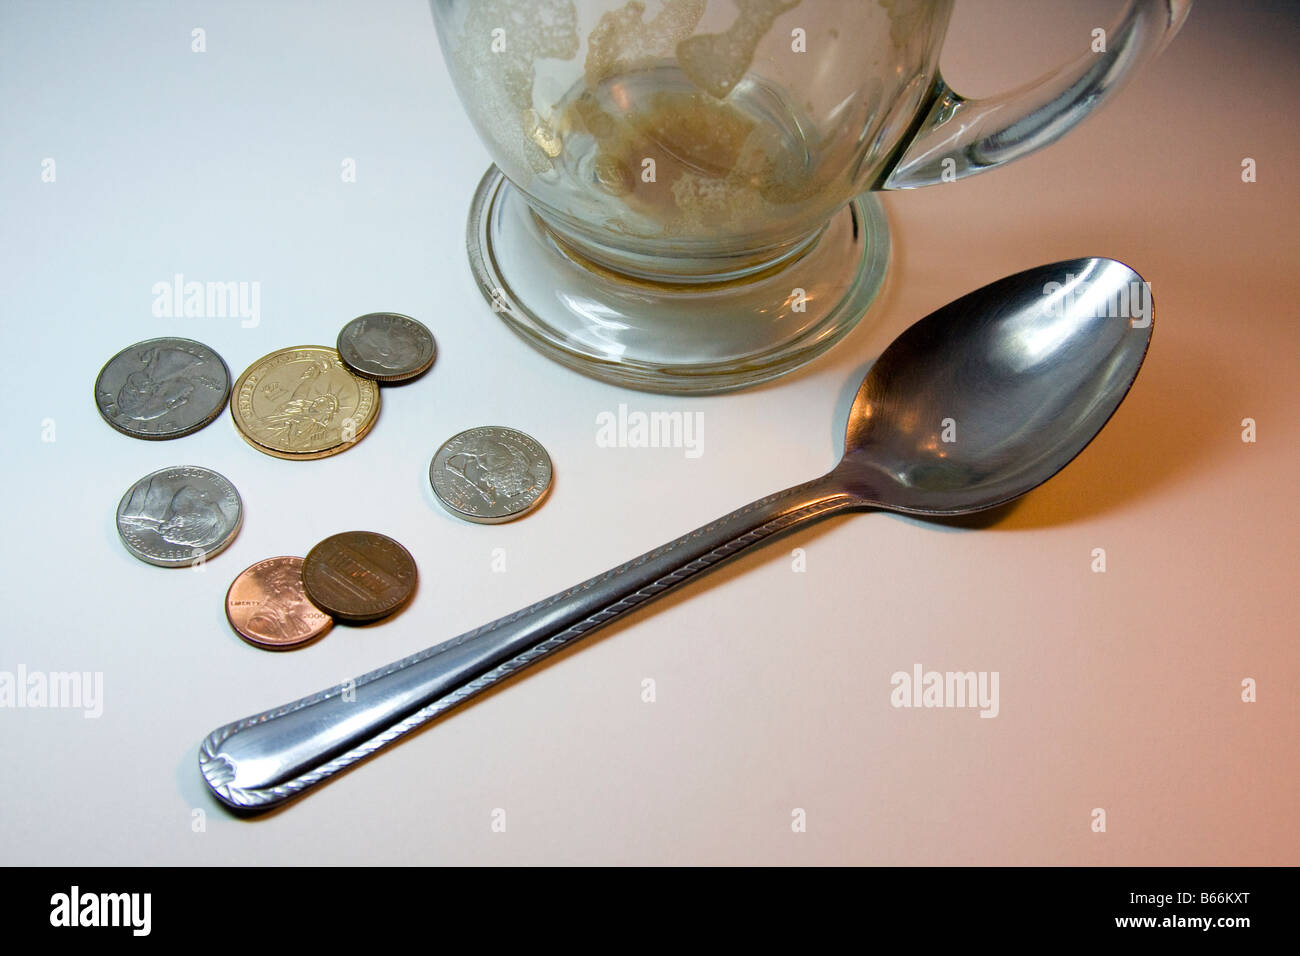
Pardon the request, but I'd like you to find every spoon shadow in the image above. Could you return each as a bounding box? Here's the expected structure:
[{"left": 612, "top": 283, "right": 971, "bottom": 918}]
[
  {"left": 832, "top": 331, "right": 1227, "bottom": 532},
  {"left": 975, "top": 331, "right": 1228, "bottom": 530}
]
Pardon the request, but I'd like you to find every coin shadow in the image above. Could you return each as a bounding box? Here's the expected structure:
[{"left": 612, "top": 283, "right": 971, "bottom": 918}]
[{"left": 104, "top": 505, "right": 125, "bottom": 556}]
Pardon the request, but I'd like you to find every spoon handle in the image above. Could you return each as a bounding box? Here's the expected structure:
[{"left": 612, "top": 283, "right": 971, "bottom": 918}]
[{"left": 200, "top": 471, "right": 856, "bottom": 809}]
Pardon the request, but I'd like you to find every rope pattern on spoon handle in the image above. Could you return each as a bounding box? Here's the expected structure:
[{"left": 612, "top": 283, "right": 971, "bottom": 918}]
[{"left": 201, "top": 474, "right": 856, "bottom": 809}]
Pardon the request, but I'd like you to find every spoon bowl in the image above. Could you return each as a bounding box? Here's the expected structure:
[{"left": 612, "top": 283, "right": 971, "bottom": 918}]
[
  {"left": 840, "top": 257, "right": 1151, "bottom": 514},
  {"left": 200, "top": 257, "right": 1154, "bottom": 811}
]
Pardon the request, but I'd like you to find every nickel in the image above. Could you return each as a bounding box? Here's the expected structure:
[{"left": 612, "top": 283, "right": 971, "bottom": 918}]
[{"left": 116, "top": 465, "right": 242, "bottom": 567}]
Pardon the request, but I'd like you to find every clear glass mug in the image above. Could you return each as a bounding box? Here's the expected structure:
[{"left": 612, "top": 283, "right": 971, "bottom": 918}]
[{"left": 432, "top": 0, "right": 1190, "bottom": 393}]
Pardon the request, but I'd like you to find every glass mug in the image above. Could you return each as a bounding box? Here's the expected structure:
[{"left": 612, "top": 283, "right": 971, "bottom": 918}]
[{"left": 432, "top": 0, "right": 1189, "bottom": 392}]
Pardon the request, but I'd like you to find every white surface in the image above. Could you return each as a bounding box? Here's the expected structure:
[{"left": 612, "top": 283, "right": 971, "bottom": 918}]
[{"left": 1, "top": 0, "right": 1296, "bottom": 864}]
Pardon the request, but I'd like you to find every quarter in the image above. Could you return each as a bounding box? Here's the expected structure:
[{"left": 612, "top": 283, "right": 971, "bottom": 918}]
[
  {"left": 115, "top": 465, "right": 243, "bottom": 567},
  {"left": 95, "top": 337, "right": 230, "bottom": 439},
  {"left": 429, "top": 426, "right": 552, "bottom": 523}
]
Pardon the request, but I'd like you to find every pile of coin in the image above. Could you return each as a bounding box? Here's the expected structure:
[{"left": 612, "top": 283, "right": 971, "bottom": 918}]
[
  {"left": 225, "top": 531, "right": 418, "bottom": 651},
  {"left": 97, "top": 319, "right": 557, "bottom": 657},
  {"left": 98, "top": 313, "right": 441, "bottom": 567}
]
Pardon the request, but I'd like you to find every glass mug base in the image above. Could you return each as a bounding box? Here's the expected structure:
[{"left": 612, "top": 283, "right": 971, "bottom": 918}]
[{"left": 466, "top": 165, "right": 890, "bottom": 395}]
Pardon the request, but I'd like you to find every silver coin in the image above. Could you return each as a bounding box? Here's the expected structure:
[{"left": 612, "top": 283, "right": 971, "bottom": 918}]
[
  {"left": 115, "top": 466, "right": 243, "bottom": 567},
  {"left": 337, "top": 313, "right": 436, "bottom": 383},
  {"left": 95, "top": 337, "right": 231, "bottom": 439},
  {"left": 429, "top": 426, "right": 552, "bottom": 524}
]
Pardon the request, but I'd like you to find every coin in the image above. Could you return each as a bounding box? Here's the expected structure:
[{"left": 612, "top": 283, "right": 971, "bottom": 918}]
[
  {"left": 95, "top": 337, "right": 230, "bottom": 439},
  {"left": 429, "top": 426, "right": 553, "bottom": 524},
  {"left": 337, "top": 313, "right": 437, "bottom": 383},
  {"left": 225, "top": 556, "right": 333, "bottom": 650},
  {"left": 301, "top": 531, "right": 418, "bottom": 624},
  {"left": 115, "top": 465, "right": 243, "bottom": 567},
  {"left": 231, "top": 346, "right": 380, "bottom": 460}
]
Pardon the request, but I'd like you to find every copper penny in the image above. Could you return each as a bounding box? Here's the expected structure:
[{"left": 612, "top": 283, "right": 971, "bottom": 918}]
[
  {"left": 301, "top": 531, "right": 417, "bottom": 624},
  {"left": 225, "top": 556, "right": 333, "bottom": 650}
]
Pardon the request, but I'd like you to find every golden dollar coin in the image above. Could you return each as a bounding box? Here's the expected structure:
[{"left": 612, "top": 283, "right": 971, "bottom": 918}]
[{"left": 231, "top": 346, "right": 380, "bottom": 460}]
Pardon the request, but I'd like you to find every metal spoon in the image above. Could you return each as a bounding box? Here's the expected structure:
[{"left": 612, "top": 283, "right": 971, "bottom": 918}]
[{"left": 200, "top": 257, "right": 1153, "bottom": 810}]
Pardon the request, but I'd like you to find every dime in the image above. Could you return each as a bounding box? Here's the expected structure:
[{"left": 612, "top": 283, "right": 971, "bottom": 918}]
[
  {"left": 301, "top": 531, "right": 418, "bottom": 624},
  {"left": 231, "top": 346, "right": 380, "bottom": 460},
  {"left": 115, "top": 465, "right": 243, "bottom": 567},
  {"left": 95, "top": 337, "right": 230, "bottom": 439},
  {"left": 337, "top": 313, "right": 437, "bottom": 383},
  {"left": 225, "top": 556, "right": 333, "bottom": 650},
  {"left": 429, "top": 426, "right": 552, "bottom": 524}
]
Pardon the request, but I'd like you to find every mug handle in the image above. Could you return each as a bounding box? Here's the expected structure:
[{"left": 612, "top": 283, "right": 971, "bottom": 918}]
[{"left": 876, "top": 0, "right": 1192, "bottom": 189}]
